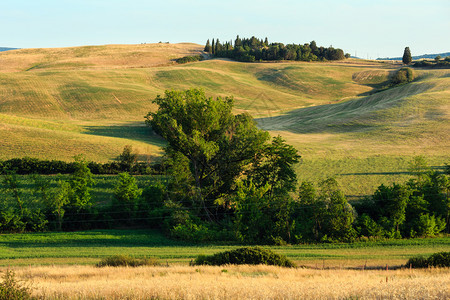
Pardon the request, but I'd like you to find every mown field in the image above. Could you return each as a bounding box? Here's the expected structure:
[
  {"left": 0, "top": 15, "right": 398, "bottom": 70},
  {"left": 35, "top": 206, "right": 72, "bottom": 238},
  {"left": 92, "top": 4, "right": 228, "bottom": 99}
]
[{"left": 0, "top": 43, "right": 449, "bottom": 197}]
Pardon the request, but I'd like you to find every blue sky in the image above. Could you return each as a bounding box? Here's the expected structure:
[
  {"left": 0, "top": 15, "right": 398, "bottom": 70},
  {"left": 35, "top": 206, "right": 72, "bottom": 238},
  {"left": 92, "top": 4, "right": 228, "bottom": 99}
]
[{"left": 1, "top": 0, "right": 449, "bottom": 58}]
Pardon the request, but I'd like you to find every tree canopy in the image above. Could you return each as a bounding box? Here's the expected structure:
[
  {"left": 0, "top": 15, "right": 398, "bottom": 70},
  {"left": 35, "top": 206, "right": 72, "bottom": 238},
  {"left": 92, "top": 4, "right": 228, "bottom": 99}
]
[
  {"left": 205, "top": 35, "right": 347, "bottom": 62},
  {"left": 402, "top": 47, "right": 412, "bottom": 64},
  {"left": 145, "top": 89, "right": 299, "bottom": 224}
]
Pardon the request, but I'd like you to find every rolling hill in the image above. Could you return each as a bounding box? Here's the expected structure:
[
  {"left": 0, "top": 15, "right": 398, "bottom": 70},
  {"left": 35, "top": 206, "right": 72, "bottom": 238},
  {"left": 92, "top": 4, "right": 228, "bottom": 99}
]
[{"left": 0, "top": 43, "right": 448, "bottom": 196}]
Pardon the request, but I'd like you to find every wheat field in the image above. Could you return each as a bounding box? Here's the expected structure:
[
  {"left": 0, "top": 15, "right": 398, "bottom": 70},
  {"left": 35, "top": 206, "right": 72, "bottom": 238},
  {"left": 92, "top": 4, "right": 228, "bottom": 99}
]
[{"left": 7, "top": 265, "right": 449, "bottom": 299}]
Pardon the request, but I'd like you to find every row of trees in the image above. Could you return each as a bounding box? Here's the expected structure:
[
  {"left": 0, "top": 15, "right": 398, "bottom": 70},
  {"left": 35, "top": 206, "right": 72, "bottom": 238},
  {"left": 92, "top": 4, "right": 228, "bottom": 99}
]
[
  {"left": 0, "top": 146, "right": 159, "bottom": 175},
  {"left": 204, "top": 36, "right": 349, "bottom": 62}
]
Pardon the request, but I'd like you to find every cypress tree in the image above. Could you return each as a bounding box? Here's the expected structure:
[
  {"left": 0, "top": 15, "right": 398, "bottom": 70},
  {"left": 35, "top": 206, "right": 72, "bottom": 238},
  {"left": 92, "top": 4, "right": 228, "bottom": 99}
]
[
  {"left": 204, "top": 39, "right": 211, "bottom": 53},
  {"left": 211, "top": 38, "right": 215, "bottom": 55},
  {"left": 235, "top": 35, "right": 242, "bottom": 47},
  {"left": 215, "top": 38, "right": 220, "bottom": 53},
  {"left": 402, "top": 47, "right": 412, "bottom": 64}
]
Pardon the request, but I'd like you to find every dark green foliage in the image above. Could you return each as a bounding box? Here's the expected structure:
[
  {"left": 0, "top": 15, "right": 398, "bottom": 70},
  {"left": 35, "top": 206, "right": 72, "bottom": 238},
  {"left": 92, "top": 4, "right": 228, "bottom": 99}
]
[
  {"left": 445, "top": 164, "right": 450, "bottom": 175},
  {"left": 355, "top": 214, "right": 384, "bottom": 238},
  {"left": 427, "top": 252, "right": 450, "bottom": 267},
  {"left": 407, "top": 252, "right": 450, "bottom": 268},
  {"left": 97, "top": 255, "right": 159, "bottom": 267},
  {"left": 146, "top": 89, "right": 272, "bottom": 223},
  {"left": 175, "top": 55, "right": 204, "bottom": 64},
  {"left": 0, "top": 270, "right": 32, "bottom": 300},
  {"left": 413, "top": 59, "right": 450, "bottom": 69},
  {"left": 295, "top": 181, "right": 320, "bottom": 241},
  {"left": 170, "top": 217, "right": 234, "bottom": 243},
  {"left": 69, "top": 156, "right": 95, "bottom": 210},
  {"left": 295, "top": 178, "right": 355, "bottom": 242},
  {"left": 405, "top": 158, "right": 449, "bottom": 236},
  {"left": 402, "top": 47, "right": 412, "bottom": 64},
  {"left": 117, "top": 145, "right": 138, "bottom": 172},
  {"left": 204, "top": 39, "right": 211, "bottom": 53},
  {"left": 0, "top": 157, "right": 157, "bottom": 175},
  {"left": 111, "top": 172, "right": 142, "bottom": 224},
  {"left": 373, "top": 183, "right": 410, "bottom": 234},
  {"left": 250, "top": 136, "right": 301, "bottom": 197},
  {"left": 232, "top": 181, "right": 279, "bottom": 244},
  {"left": 146, "top": 89, "right": 302, "bottom": 243},
  {"left": 411, "top": 213, "right": 446, "bottom": 237},
  {"left": 193, "top": 247, "right": 295, "bottom": 267},
  {"left": 0, "top": 173, "right": 48, "bottom": 233},
  {"left": 207, "top": 35, "right": 346, "bottom": 62},
  {"left": 406, "top": 255, "right": 429, "bottom": 268},
  {"left": 390, "top": 68, "right": 415, "bottom": 86},
  {"left": 317, "top": 178, "right": 356, "bottom": 242}
]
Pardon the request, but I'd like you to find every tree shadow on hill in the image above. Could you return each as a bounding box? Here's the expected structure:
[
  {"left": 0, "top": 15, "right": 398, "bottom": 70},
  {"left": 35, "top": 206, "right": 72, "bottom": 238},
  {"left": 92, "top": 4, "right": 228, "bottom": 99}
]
[
  {"left": 83, "top": 123, "right": 166, "bottom": 147},
  {"left": 356, "top": 81, "right": 390, "bottom": 97},
  {"left": 256, "top": 103, "right": 382, "bottom": 135}
]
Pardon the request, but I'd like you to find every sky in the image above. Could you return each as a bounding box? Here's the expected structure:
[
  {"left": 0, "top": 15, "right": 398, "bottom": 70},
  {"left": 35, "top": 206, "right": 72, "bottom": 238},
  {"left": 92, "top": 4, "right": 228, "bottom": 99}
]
[{"left": 1, "top": 0, "right": 449, "bottom": 59}]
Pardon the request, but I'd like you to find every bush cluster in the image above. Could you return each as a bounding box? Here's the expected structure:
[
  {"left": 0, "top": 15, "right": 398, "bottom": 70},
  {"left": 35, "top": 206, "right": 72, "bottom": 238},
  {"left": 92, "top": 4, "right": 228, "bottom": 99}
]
[
  {"left": 407, "top": 252, "right": 450, "bottom": 268},
  {"left": 390, "top": 67, "right": 415, "bottom": 85},
  {"left": 175, "top": 55, "right": 203, "bottom": 64},
  {"left": 193, "top": 247, "right": 295, "bottom": 268},
  {"left": 97, "top": 255, "right": 159, "bottom": 267},
  {"left": 413, "top": 59, "right": 450, "bottom": 69}
]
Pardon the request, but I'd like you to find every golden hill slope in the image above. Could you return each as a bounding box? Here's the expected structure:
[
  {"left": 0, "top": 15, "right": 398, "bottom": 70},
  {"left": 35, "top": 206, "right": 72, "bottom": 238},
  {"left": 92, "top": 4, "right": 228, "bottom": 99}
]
[{"left": 0, "top": 43, "right": 448, "bottom": 195}]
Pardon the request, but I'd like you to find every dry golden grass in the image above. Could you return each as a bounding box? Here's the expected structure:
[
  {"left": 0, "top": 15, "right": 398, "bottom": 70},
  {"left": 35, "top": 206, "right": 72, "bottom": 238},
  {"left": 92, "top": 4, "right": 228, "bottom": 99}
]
[
  {"left": 0, "top": 43, "right": 203, "bottom": 72},
  {"left": 7, "top": 265, "right": 449, "bottom": 299}
]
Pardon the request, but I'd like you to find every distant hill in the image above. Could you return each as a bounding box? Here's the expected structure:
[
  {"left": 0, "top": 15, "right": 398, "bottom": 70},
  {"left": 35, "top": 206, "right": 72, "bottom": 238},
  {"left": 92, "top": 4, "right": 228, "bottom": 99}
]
[
  {"left": 377, "top": 52, "right": 450, "bottom": 60},
  {"left": 0, "top": 47, "right": 19, "bottom": 52}
]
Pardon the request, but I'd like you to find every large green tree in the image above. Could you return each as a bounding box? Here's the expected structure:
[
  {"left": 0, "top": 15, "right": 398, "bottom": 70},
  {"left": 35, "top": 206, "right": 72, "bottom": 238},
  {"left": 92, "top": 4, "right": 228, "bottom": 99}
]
[{"left": 146, "top": 89, "right": 272, "bottom": 220}]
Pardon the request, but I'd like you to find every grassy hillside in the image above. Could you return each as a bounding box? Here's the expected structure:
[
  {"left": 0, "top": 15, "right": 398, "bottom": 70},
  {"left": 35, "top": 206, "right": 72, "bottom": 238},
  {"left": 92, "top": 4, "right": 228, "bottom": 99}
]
[
  {"left": 0, "top": 43, "right": 448, "bottom": 195},
  {"left": 0, "top": 43, "right": 203, "bottom": 72}
]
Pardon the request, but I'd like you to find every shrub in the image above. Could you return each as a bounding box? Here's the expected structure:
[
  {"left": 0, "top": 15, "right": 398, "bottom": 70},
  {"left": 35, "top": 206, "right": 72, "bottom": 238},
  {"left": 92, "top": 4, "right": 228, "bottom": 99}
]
[
  {"left": 175, "top": 55, "right": 203, "bottom": 64},
  {"left": 390, "top": 67, "right": 415, "bottom": 85},
  {"left": 193, "top": 247, "right": 295, "bottom": 267},
  {"left": 0, "top": 269, "right": 32, "bottom": 300},
  {"left": 427, "top": 252, "right": 450, "bottom": 267},
  {"left": 407, "top": 252, "right": 450, "bottom": 268},
  {"left": 97, "top": 255, "right": 159, "bottom": 267},
  {"left": 406, "top": 256, "right": 429, "bottom": 268}
]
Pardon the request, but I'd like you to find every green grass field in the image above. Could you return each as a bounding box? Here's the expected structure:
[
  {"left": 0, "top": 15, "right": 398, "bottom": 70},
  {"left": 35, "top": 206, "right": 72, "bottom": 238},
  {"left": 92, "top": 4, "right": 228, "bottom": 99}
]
[
  {"left": 0, "top": 43, "right": 449, "bottom": 196},
  {"left": 0, "top": 229, "right": 448, "bottom": 267}
]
